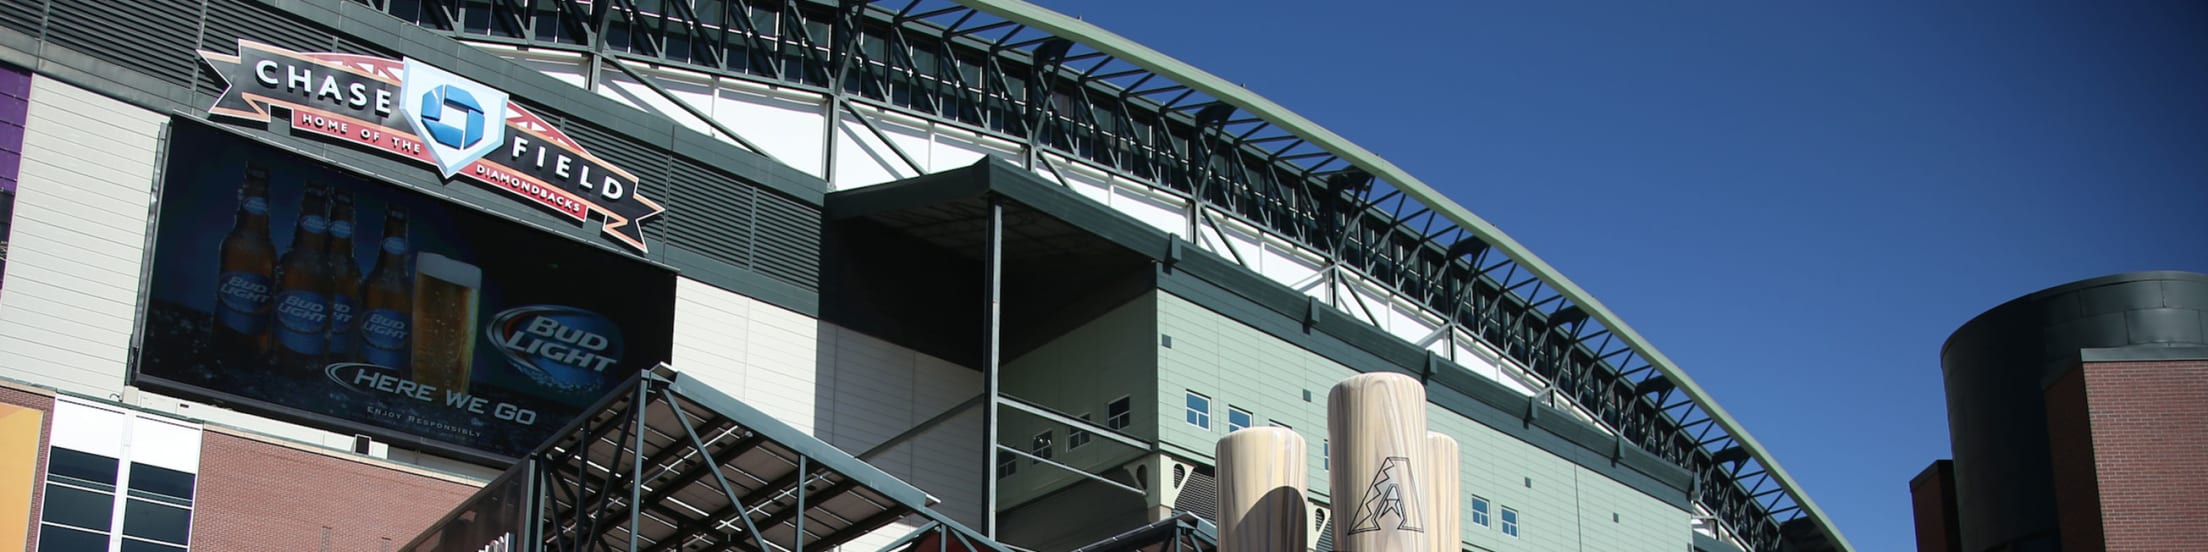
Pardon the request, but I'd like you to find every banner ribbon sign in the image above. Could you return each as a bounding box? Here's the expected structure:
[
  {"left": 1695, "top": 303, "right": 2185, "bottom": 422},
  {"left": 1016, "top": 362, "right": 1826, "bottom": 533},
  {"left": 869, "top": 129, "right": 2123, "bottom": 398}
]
[{"left": 199, "top": 40, "right": 665, "bottom": 253}]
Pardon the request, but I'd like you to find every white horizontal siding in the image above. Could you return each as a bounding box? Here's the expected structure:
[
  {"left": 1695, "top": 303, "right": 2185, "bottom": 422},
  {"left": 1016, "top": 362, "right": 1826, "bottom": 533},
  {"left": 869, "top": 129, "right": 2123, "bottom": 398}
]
[
  {"left": 671, "top": 278, "right": 984, "bottom": 526},
  {"left": 0, "top": 77, "right": 162, "bottom": 398}
]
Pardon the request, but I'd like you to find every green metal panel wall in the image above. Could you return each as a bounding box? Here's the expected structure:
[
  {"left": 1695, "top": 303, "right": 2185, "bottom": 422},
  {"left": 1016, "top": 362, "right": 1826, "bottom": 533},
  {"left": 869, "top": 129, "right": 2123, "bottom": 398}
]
[
  {"left": 1573, "top": 465, "right": 1693, "bottom": 552},
  {"left": 999, "top": 292, "right": 1160, "bottom": 508},
  {"left": 1157, "top": 291, "right": 1341, "bottom": 497},
  {"left": 1158, "top": 292, "right": 1689, "bottom": 551}
]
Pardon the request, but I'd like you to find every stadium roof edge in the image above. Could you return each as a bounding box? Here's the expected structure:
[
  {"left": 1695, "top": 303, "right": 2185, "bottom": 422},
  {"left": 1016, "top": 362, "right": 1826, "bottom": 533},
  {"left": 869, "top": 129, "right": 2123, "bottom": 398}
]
[{"left": 950, "top": 1, "right": 1852, "bottom": 549}]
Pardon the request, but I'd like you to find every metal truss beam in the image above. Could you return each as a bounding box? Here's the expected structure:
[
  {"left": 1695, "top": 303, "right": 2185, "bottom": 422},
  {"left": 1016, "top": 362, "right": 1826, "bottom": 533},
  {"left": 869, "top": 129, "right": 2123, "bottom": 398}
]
[{"left": 377, "top": 0, "right": 1848, "bottom": 548}]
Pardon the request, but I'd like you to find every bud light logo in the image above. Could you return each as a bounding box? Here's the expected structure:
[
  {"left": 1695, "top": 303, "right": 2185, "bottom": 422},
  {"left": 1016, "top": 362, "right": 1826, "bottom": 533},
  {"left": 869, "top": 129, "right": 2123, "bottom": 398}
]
[
  {"left": 359, "top": 308, "right": 410, "bottom": 369},
  {"left": 215, "top": 271, "right": 272, "bottom": 333},
  {"left": 488, "top": 306, "right": 624, "bottom": 393},
  {"left": 272, "top": 291, "right": 329, "bottom": 355},
  {"left": 399, "top": 59, "right": 507, "bottom": 178}
]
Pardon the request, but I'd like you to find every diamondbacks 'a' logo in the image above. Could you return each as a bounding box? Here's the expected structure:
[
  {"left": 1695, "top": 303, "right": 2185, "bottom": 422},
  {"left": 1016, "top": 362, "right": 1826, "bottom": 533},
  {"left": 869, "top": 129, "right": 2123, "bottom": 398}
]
[
  {"left": 1346, "top": 456, "right": 1424, "bottom": 533},
  {"left": 399, "top": 59, "right": 508, "bottom": 178}
]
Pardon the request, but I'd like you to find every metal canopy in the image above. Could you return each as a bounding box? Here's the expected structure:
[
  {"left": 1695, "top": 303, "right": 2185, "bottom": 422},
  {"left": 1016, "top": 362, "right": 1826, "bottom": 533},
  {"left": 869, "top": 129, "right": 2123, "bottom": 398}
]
[
  {"left": 370, "top": 0, "right": 1852, "bottom": 549},
  {"left": 416, "top": 365, "right": 1003, "bottom": 552},
  {"left": 1067, "top": 513, "right": 1216, "bottom": 552}
]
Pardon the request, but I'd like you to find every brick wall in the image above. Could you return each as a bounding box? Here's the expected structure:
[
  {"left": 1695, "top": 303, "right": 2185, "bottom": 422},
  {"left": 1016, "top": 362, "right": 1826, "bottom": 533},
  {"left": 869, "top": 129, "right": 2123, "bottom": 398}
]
[
  {"left": 0, "top": 385, "right": 51, "bottom": 551},
  {"left": 2043, "top": 364, "right": 2103, "bottom": 552},
  {"left": 1908, "top": 460, "right": 1959, "bottom": 552},
  {"left": 192, "top": 431, "right": 480, "bottom": 551},
  {"left": 2044, "top": 358, "right": 2208, "bottom": 551}
]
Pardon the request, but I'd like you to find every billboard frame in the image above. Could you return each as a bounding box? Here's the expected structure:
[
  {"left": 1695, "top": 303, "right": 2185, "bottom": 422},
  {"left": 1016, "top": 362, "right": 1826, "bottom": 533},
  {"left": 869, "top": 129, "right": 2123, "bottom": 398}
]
[{"left": 126, "top": 115, "right": 680, "bottom": 467}]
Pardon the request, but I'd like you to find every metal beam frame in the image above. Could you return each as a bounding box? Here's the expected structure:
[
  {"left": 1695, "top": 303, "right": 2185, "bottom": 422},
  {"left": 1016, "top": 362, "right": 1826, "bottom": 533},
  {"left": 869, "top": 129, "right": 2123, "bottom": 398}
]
[{"left": 371, "top": 0, "right": 1851, "bottom": 548}]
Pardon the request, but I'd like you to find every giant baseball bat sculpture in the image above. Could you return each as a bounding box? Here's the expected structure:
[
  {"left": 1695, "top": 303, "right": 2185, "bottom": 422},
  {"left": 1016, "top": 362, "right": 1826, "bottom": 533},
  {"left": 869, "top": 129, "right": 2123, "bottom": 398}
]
[
  {"left": 1426, "top": 432, "right": 1461, "bottom": 552},
  {"left": 1329, "top": 372, "right": 1430, "bottom": 551},
  {"left": 1216, "top": 426, "right": 1308, "bottom": 552},
  {"left": 1213, "top": 372, "right": 1462, "bottom": 551}
]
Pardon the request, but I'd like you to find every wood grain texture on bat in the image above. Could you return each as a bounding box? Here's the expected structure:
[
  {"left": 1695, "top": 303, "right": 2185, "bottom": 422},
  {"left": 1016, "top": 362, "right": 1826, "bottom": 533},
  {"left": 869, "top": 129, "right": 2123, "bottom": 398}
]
[
  {"left": 1217, "top": 426, "right": 1309, "bottom": 552},
  {"left": 1426, "top": 431, "right": 1462, "bottom": 552},
  {"left": 1329, "top": 372, "right": 1429, "bottom": 552}
]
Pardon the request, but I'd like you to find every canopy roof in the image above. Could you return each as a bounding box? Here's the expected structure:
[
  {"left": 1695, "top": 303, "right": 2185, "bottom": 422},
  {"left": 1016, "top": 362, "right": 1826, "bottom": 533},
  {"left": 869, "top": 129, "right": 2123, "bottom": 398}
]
[{"left": 404, "top": 365, "right": 1003, "bottom": 552}]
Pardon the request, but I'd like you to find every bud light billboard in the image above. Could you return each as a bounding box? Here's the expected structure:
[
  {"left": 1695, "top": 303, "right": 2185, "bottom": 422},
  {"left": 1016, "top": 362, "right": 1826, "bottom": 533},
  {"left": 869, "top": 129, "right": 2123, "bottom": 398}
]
[{"left": 136, "top": 120, "right": 675, "bottom": 462}]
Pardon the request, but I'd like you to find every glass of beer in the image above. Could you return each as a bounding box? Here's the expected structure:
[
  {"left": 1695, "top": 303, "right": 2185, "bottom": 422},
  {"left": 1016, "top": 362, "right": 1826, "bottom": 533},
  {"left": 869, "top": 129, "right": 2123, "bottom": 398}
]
[{"left": 411, "top": 252, "right": 483, "bottom": 394}]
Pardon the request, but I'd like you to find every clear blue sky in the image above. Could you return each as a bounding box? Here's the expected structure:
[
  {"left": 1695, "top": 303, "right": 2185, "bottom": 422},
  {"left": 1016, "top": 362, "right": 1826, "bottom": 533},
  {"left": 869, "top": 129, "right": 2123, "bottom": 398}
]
[{"left": 1032, "top": 1, "right": 2208, "bottom": 549}]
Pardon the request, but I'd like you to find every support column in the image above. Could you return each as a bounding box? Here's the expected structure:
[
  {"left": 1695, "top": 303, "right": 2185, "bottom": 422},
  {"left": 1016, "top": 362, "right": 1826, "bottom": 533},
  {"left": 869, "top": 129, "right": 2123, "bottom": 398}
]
[{"left": 983, "top": 196, "right": 1004, "bottom": 537}]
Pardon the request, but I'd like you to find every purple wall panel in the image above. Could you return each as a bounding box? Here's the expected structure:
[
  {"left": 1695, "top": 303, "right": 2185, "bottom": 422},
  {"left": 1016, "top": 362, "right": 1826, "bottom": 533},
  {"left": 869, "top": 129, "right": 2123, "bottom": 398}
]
[{"left": 0, "top": 63, "right": 26, "bottom": 193}]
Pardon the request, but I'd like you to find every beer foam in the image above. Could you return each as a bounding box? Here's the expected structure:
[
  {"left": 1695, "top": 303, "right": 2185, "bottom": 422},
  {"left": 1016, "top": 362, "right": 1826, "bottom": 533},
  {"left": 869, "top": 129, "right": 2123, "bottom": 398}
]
[{"left": 414, "top": 252, "right": 483, "bottom": 288}]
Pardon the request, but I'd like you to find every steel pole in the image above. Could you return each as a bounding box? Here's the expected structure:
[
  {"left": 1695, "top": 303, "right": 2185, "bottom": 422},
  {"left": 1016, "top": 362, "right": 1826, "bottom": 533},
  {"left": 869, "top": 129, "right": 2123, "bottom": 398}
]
[{"left": 983, "top": 196, "right": 1004, "bottom": 537}]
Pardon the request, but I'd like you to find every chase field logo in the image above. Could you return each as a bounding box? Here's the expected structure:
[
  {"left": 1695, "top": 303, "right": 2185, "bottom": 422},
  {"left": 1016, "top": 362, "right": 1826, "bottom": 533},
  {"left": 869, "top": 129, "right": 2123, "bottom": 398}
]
[
  {"left": 399, "top": 59, "right": 509, "bottom": 178},
  {"left": 198, "top": 40, "right": 664, "bottom": 253}
]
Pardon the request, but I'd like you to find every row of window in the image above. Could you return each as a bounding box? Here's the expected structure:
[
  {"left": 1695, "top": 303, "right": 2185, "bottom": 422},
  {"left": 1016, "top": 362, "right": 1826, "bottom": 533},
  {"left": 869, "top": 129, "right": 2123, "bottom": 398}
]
[
  {"left": 1183, "top": 391, "right": 1258, "bottom": 432},
  {"left": 1469, "top": 496, "right": 1521, "bottom": 538},
  {"left": 37, "top": 399, "right": 201, "bottom": 552},
  {"left": 1185, "top": 391, "right": 1324, "bottom": 468},
  {"left": 998, "top": 396, "right": 1136, "bottom": 479},
  {"left": 40, "top": 447, "right": 196, "bottom": 552}
]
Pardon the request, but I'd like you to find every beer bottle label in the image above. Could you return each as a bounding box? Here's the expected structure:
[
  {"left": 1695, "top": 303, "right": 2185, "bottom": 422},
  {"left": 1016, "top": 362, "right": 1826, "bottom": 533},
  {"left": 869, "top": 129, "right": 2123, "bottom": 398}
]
[
  {"left": 328, "top": 295, "right": 356, "bottom": 355},
  {"left": 300, "top": 215, "right": 328, "bottom": 234},
  {"left": 243, "top": 197, "right": 269, "bottom": 215},
  {"left": 382, "top": 237, "right": 408, "bottom": 255},
  {"left": 214, "top": 271, "right": 272, "bottom": 333},
  {"left": 330, "top": 220, "right": 354, "bottom": 238},
  {"left": 359, "top": 308, "right": 410, "bottom": 369},
  {"left": 272, "top": 290, "right": 329, "bottom": 355}
]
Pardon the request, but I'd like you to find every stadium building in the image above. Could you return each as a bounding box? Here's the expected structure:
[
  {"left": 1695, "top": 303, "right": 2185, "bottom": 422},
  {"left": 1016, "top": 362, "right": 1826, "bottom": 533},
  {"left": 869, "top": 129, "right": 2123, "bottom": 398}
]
[{"left": 0, "top": 0, "right": 1852, "bottom": 550}]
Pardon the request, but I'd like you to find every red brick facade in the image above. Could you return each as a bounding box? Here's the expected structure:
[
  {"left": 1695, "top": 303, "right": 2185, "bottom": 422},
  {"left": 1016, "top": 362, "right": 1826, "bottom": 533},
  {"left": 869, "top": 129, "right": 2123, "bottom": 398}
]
[
  {"left": 1908, "top": 460, "right": 1959, "bottom": 552},
  {"left": 2043, "top": 358, "right": 2208, "bottom": 552},
  {"left": 191, "top": 430, "right": 480, "bottom": 551}
]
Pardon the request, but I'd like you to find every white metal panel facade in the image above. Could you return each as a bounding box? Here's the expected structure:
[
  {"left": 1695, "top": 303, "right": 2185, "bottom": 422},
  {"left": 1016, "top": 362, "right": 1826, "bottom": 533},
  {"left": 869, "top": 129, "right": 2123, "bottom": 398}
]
[
  {"left": 712, "top": 82, "right": 831, "bottom": 178},
  {"left": 670, "top": 277, "right": 985, "bottom": 526},
  {"left": 0, "top": 77, "right": 160, "bottom": 398}
]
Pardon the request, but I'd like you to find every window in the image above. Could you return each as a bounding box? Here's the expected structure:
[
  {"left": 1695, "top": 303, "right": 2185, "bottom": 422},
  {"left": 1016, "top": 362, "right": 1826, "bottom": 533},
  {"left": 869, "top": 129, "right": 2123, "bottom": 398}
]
[
  {"left": 39, "top": 401, "right": 201, "bottom": 552},
  {"left": 996, "top": 454, "right": 1017, "bottom": 479},
  {"left": 1030, "top": 430, "right": 1054, "bottom": 463},
  {"left": 1226, "top": 407, "right": 1252, "bottom": 432},
  {"left": 39, "top": 453, "right": 197, "bottom": 552},
  {"left": 1106, "top": 396, "right": 1132, "bottom": 430},
  {"left": 120, "top": 462, "right": 194, "bottom": 551},
  {"left": 1501, "top": 507, "right": 1519, "bottom": 538},
  {"left": 1068, "top": 414, "right": 1093, "bottom": 450},
  {"left": 1267, "top": 420, "right": 1291, "bottom": 429},
  {"left": 1184, "top": 391, "right": 1211, "bottom": 429},
  {"left": 38, "top": 448, "right": 116, "bottom": 549},
  {"left": 1321, "top": 440, "right": 1329, "bottom": 470},
  {"left": 1470, "top": 496, "right": 1491, "bottom": 527}
]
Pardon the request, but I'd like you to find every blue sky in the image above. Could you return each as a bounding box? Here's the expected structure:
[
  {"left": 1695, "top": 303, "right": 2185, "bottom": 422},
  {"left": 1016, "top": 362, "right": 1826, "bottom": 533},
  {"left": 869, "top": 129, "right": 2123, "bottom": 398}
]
[{"left": 1032, "top": 1, "right": 2208, "bottom": 549}]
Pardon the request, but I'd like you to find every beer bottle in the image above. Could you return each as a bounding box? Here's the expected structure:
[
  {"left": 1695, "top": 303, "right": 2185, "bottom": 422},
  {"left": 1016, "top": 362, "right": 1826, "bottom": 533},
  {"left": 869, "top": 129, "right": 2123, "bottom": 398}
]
[
  {"left": 355, "top": 207, "right": 411, "bottom": 370},
  {"left": 213, "top": 164, "right": 277, "bottom": 367},
  {"left": 270, "top": 184, "right": 334, "bottom": 374},
  {"left": 324, "top": 188, "right": 363, "bottom": 361}
]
